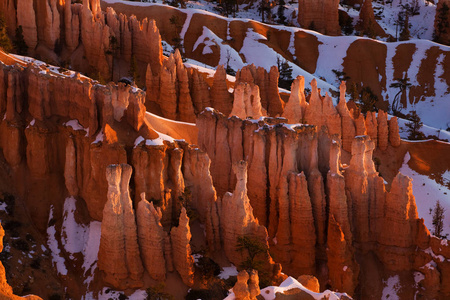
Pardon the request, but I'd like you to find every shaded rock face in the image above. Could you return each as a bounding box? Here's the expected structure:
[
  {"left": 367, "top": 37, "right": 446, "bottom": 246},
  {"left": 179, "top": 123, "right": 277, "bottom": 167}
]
[
  {"left": 1, "top": 0, "right": 163, "bottom": 82},
  {"left": 170, "top": 208, "right": 195, "bottom": 287},
  {"left": 136, "top": 195, "right": 167, "bottom": 281},
  {"left": 0, "top": 224, "right": 43, "bottom": 300},
  {"left": 356, "top": 0, "right": 386, "bottom": 37},
  {"left": 218, "top": 160, "right": 272, "bottom": 267},
  {"left": 298, "top": 0, "right": 340, "bottom": 35}
]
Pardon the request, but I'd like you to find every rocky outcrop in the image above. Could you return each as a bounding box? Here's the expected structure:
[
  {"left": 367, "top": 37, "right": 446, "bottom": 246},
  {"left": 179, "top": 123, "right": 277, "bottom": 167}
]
[
  {"left": 230, "top": 82, "right": 264, "bottom": 119},
  {"left": 211, "top": 65, "right": 233, "bottom": 116},
  {"left": 356, "top": 0, "right": 386, "bottom": 37},
  {"left": 389, "top": 116, "right": 401, "bottom": 147},
  {"left": 232, "top": 270, "right": 260, "bottom": 300},
  {"left": 170, "top": 208, "right": 195, "bottom": 287},
  {"left": 0, "top": 224, "right": 43, "bottom": 300},
  {"left": 336, "top": 82, "right": 356, "bottom": 152},
  {"left": 297, "top": 275, "right": 320, "bottom": 293},
  {"left": 219, "top": 160, "right": 271, "bottom": 267},
  {"left": 235, "top": 64, "right": 285, "bottom": 117},
  {"left": 16, "top": 0, "right": 38, "bottom": 51},
  {"left": 98, "top": 164, "right": 144, "bottom": 289},
  {"left": 377, "top": 110, "right": 389, "bottom": 150},
  {"left": 286, "top": 172, "right": 316, "bottom": 275},
  {"left": 282, "top": 76, "right": 308, "bottom": 124},
  {"left": 378, "top": 173, "right": 418, "bottom": 270},
  {"left": 136, "top": 194, "right": 167, "bottom": 281},
  {"left": 298, "top": 0, "right": 340, "bottom": 35},
  {"left": 327, "top": 214, "right": 359, "bottom": 296}
]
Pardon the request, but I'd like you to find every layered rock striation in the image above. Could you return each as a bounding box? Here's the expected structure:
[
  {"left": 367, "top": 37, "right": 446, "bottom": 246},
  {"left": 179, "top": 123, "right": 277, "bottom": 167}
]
[{"left": 298, "top": 0, "right": 340, "bottom": 35}]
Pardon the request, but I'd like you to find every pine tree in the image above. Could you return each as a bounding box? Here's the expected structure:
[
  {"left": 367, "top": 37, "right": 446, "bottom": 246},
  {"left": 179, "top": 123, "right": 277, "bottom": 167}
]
[
  {"left": 0, "top": 14, "right": 12, "bottom": 52},
  {"left": 277, "top": 0, "right": 287, "bottom": 25},
  {"left": 277, "top": 56, "right": 293, "bottom": 90},
  {"left": 399, "top": 13, "right": 411, "bottom": 41},
  {"left": 434, "top": 2, "right": 450, "bottom": 45},
  {"left": 389, "top": 77, "right": 411, "bottom": 115},
  {"left": 432, "top": 200, "right": 446, "bottom": 238},
  {"left": 405, "top": 110, "right": 425, "bottom": 140},
  {"left": 358, "top": 86, "right": 378, "bottom": 115},
  {"left": 347, "top": 82, "right": 359, "bottom": 102},
  {"left": 169, "top": 15, "right": 184, "bottom": 55}
]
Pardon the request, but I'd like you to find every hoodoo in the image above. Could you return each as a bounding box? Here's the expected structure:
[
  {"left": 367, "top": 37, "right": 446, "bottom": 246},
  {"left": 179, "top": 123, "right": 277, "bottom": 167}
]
[{"left": 0, "top": 0, "right": 448, "bottom": 299}]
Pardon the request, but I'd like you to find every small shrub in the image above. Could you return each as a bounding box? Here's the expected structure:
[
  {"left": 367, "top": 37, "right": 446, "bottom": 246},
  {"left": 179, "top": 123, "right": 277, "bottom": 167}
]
[
  {"left": 12, "top": 239, "right": 29, "bottom": 252},
  {"left": 197, "top": 256, "right": 221, "bottom": 279},
  {"left": 3, "top": 220, "right": 22, "bottom": 231},
  {"left": 30, "top": 258, "right": 41, "bottom": 269},
  {"left": 49, "top": 294, "right": 62, "bottom": 300}
]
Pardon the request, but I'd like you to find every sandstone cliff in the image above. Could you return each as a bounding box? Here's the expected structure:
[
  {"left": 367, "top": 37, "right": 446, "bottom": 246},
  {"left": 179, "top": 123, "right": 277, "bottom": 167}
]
[
  {"left": 298, "top": 0, "right": 340, "bottom": 35},
  {"left": 98, "top": 164, "right": 144, "bottom": 289}
]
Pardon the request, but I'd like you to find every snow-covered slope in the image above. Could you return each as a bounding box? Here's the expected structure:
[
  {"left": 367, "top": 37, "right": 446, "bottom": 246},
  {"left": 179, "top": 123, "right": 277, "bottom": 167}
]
[
  {"left": 103, "top": 0, "right": 450, "bottom": 134},
  {"left": 400, "top": 152, "right": 450, "bottom": 237}
]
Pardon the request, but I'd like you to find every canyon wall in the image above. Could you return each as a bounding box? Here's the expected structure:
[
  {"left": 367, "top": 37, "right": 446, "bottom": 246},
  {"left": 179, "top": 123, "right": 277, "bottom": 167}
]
[
  {"left": 298, "top": 0, "right": 341, "bottom": 35},
  {"left": 197, "top": 108, "right": 450, "bottom": 297}
]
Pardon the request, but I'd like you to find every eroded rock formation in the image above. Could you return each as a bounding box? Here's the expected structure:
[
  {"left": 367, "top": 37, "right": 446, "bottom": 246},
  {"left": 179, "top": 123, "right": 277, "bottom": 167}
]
[
  {"left": 298, "top": 0, "right": 340, "bottom": 35},
  {"left": 98, "top": 164, "right": 144, "bottom": 289},
  {"left": 170, "top": 208, "right": 195, "bottom": 287}
]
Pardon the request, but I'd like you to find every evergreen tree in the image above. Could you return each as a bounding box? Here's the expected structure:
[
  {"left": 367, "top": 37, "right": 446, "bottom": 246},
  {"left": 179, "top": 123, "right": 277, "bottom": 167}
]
[
  {"left": 405, "top": 110, "right": 425, "bottom": 140},
  {"left": 169, "top": 15, "right": 184, "bottom": 56},
  {"left": 432, "top": 200, "right": 446, "bottom": 239},
  {"left": 399, "top": 13, "right": 411, "bottom": 41},
  {"left": 358, "top": 86, "right": 378, "bottom": 115},
  {"left": 277, "top": 56, "right": 293, "bottom": 90},
  {"left": 347, "top": 82, "right": 359, "bottom": 102},
  {"left": 0, "top": 14, "right": 12, "bottom": 52},
  {"left": 13, "top": 25, "right": 28, "bottom": 55},
  {"left": 434, "top": 2, "right": 450, "bottom": 45},
  {"left": 389, "top": 77, "right": 411, "bottom": 115},
  {"left": 258, "top": 0, "right": 271, "bottom": 23},
  {"left": 277, "top": 0, "right": 286, "bottom": 25},
  {"left": 236, "top": 235, "right": 268, "bottom": 270}
]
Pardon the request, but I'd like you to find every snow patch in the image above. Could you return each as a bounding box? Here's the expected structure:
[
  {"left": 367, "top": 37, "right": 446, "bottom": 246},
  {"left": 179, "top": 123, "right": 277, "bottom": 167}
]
[
  {"left": 61, "top": 197, "right": 88, "bottom": 259},
  {"left": 382, "top": 275, "right": 401, "bottom": 300},
  {"left": 399, "top": 152, "right": 450, "bottom": 236},
  {"left": 47, "top": 205, "right": 68, "bottom": 276},
  {"left": 218, "top": 265, "right": 238, "bottom": 279}
]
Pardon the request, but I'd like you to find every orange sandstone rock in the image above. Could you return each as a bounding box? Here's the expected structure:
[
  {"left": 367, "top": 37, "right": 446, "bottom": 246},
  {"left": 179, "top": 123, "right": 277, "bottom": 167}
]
[
  {"left": 298, "top": 0, "right": 340, "bottom": 35},
  {"left": 136, "top": 194, "right": 167, "bottom": 281},
  {"left": 170, "top": 208, "right": 195, "bottom": 287},
  {"left": 98, "top": 164, "right": 144, "bottom": 289}
]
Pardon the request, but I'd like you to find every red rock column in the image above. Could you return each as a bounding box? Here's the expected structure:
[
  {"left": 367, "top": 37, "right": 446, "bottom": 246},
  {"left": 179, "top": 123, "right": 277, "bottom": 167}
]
[{"left": 98, "top": 164, "right": 144, "bottom": 289}]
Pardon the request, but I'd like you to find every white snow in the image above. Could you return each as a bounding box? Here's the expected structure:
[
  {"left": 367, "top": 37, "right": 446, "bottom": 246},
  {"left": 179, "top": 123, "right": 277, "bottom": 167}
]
[
  {"left": 64, "top": 119, "right": 88, "bottom": 132},
  {"left": 0, "top": 202, "right": 7, "bottom": 213},
  {"left": 82, "top": 221, "right": 102, "bottom": 289},
  {"left": 84, "top": 288, "right": 147, "bottom": 300},
  {"left": 226, "top": 277, "right": 347, "bottom": 300},
  {"left": 414, "top": 271, "right": 425, "bottom": 285},
  {"left": 61, "top": 197, "right": 88, "bottom": 259},
  {"left": 192, "top": 26, "right": 244, "bottom": 72},
  {"left": 218, "top": 265, "right": 238, "bottom": 279},
  {"left": 399, "top": 152, "right": 450, "bottom": 236},
  {"left": 424, "top": 247, "right": 445, "bottom": 263},
  {"left": 382, "top": 275, "right": 401, "bottom": 300},
  {"left": 47, "top": 205, "right": 68, "bottom": 276},
  {"left": 92, "top": 130, "right": 104, "bottom": 144},
  {"left": 314, "top": 35, "right": 357, "bottom": 86}
]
